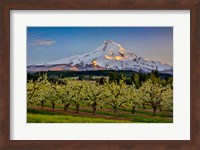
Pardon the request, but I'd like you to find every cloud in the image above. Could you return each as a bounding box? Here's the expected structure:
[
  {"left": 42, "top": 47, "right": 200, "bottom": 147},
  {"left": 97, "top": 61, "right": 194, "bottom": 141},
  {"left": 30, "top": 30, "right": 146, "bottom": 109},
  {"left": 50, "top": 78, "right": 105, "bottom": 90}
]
[{"left": 31, "top": 39, "right": 56, "bottom": 46}]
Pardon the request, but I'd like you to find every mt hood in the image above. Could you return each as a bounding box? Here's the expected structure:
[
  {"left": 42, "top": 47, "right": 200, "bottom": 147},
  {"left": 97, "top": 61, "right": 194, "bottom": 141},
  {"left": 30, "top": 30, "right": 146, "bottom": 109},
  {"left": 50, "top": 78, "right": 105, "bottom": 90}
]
[{"left": 28, "top": 40, "right": 173, "bottom": 74}]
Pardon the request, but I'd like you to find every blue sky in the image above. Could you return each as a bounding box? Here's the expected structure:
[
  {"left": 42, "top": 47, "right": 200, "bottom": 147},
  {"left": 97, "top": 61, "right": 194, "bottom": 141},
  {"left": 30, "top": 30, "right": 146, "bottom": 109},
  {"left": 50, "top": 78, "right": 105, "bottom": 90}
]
[{"left": 27, "top": 27, "right": 173, "bottom": 65}]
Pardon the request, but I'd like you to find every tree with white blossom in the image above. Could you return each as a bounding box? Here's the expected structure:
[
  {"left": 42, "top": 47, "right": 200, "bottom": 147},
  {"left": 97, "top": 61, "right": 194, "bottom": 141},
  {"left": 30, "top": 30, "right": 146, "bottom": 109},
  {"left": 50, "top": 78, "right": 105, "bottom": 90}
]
[
  {"left": 104, "top": 80, "right": 128, "bottom": 118},
  {"left": 83, "top": 82, "right": 105, "bottom": 116},
  {"left": 140, "top": 79, "right": 173, "bottom": 116},
  {"left": 123, "top": 84, "right": 142, "bottom": 114}
]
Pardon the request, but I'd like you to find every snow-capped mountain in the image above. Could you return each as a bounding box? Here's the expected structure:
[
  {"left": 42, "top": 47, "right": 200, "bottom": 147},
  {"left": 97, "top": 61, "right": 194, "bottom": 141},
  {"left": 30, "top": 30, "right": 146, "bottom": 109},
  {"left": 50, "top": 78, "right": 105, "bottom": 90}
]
[{"left": 27, "top": 40, "right": 173, "bottom": 74}]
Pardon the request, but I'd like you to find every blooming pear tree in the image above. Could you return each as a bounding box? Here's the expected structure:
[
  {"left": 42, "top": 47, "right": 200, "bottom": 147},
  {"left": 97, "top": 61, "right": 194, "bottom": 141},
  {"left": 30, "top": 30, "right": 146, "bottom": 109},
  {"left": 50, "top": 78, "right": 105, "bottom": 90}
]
[
  {"left": 83, "top": 82, "right": 105, "bottom": 116},
  {"left": 42, "top": 82, "right": 58, "bottom": 109},
  {"left": 27, "top": 75, "right": 49, "bottom": 108},
  {"left": 140, "top": 79, "right": 173, "bottom": 116},
  {"left": 27, "top": 79, "right": 39, "bottom": 105},
  {"left": 124, "top": 85, "right": 142, "bottom": 114},
  {"left": 61, "top": 81, "right": 81, "bottom": 111},
  {"left": 104, "top": 80, "right": 128, "bottom": 118},
  {"left": 49, "top": 81, "right": 70, "bottom": 111},
  {"left": 69, "top": 81, "right": 86, "bottom": 113},
  {"left": 159, "top": 85, "right": 173, "bottom": 111}
]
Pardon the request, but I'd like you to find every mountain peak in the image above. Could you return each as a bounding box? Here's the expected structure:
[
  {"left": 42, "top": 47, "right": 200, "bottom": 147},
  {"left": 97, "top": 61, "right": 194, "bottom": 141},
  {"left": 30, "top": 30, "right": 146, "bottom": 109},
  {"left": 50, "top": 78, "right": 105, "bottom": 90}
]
[
  {"left": 103, "top": 39, "right": 115, "bottom": 44},
  {"left": 97, "top": 40, "right": 125, "bottom": 53}
]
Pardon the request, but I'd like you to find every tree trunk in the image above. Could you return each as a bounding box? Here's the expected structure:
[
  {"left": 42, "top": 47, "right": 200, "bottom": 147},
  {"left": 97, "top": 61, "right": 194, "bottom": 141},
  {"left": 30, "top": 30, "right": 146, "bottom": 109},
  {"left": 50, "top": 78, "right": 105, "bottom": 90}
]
[
  {"left": 132, "top": 106, "right": 135, "bottom": 114},
  {"left": 41, "top": 101, "right": 44, "bottom": 108},
  {"left": 142, "top": 103, "right": 146, "bottom": 109},
  {"left": 52, "top": 102, "right": 55, "bottom": 109},
  {"left": 153, "top": 106, "right": 157, "bottom": 116},
  {"left": 114, "top": 109, "right": 118, "bottom": 118},
  {"left": 76, "top": 105, "right": 79, "bottom": 113},
  {"left": 64, "top": 103, "right": 70, "bottom": 111},
  {"left": 92, "top": 105, "right": 96, "bottom": 116}
]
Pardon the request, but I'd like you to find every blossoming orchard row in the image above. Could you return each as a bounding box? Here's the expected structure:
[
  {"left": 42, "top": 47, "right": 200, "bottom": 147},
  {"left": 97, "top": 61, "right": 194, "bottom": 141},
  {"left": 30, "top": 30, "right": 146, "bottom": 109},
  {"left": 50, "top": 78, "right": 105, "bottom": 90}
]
[{"left": 27, "top": 75, "right": 173, "bottom": 117}]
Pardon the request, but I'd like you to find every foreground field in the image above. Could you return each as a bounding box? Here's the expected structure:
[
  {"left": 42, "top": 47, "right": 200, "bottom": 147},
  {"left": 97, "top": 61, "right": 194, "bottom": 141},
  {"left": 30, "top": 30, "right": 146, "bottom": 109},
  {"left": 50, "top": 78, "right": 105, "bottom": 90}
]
[
  {"left": 27, "top": 71, "right": 173, "bottom": 123},
  {"left": 28, "top": 113, "right": 130, "bottom": 123},
  {"left": 27, "top": 105, "right": 173, "bottom": 123}
]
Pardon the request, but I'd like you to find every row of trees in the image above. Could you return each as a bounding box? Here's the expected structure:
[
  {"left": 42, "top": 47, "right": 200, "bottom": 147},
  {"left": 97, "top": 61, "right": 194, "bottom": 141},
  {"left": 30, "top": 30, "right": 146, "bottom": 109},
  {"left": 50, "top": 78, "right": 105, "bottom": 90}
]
[
  {"left": 27, "top": 75, "right": 173, "bottom": 117},
  {"left": 109, "top": 70, "right": 173, "bottom": 88}
]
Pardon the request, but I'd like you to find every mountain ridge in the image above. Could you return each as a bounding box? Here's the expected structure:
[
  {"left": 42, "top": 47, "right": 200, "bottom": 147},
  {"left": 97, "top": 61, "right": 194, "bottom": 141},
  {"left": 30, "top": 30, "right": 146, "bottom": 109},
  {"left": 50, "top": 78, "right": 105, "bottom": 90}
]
[{"left": 27, "top": 40, "right": 173, "bottom": 74}]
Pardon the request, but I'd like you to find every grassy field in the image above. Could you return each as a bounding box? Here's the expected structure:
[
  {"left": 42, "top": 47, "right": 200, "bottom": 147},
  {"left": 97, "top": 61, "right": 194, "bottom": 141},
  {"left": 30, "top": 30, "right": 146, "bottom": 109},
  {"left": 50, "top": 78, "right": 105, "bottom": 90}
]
[
  {"left": 28, "top": 113, "right": 130, "bottom": 123},
  {"left": 27, "top": 104, "right": 173, "bottom": 123}
]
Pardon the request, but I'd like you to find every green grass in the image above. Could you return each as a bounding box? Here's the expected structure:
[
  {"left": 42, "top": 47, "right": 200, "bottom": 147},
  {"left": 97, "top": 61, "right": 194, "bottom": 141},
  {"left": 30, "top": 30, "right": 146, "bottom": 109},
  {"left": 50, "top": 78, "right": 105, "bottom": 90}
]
[
  {"left": 130, "top": 115, "right": 172, "bottom": 123},
  {"left": 27, "top": 108, "right": 172, "bottom": 123},
  {"left": 27, "top": 113, "right": 131, "bottom": 123},
  {"left": 28, "top": 108, "right": 61, "bottom": 115}
]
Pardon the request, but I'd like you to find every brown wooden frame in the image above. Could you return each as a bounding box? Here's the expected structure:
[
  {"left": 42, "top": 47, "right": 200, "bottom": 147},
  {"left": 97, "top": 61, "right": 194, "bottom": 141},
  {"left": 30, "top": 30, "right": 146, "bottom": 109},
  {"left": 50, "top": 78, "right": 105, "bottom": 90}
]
[{"left": 0, "top": 0, "right": 200, "bottom": 149}]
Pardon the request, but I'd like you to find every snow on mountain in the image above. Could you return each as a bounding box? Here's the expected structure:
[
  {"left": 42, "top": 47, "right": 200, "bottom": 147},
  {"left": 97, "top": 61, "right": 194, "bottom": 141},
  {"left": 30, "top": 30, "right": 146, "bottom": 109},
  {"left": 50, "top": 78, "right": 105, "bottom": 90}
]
[{"left": 28, "top": 40, "right": 173, "bottom": 74}]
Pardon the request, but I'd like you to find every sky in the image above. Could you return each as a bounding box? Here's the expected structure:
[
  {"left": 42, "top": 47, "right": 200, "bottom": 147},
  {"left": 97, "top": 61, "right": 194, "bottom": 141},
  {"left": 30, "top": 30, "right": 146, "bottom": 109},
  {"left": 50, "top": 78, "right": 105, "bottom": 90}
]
[{"left": 27, "top": 27, "right": 173, "bottom": 65}]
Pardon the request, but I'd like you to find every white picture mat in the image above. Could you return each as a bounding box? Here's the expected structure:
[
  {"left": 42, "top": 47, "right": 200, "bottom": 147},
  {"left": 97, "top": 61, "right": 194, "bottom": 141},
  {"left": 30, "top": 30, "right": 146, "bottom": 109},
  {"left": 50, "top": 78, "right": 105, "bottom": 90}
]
[{"left": 10, "top": 10, "right": 190, "bottom": 140}]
